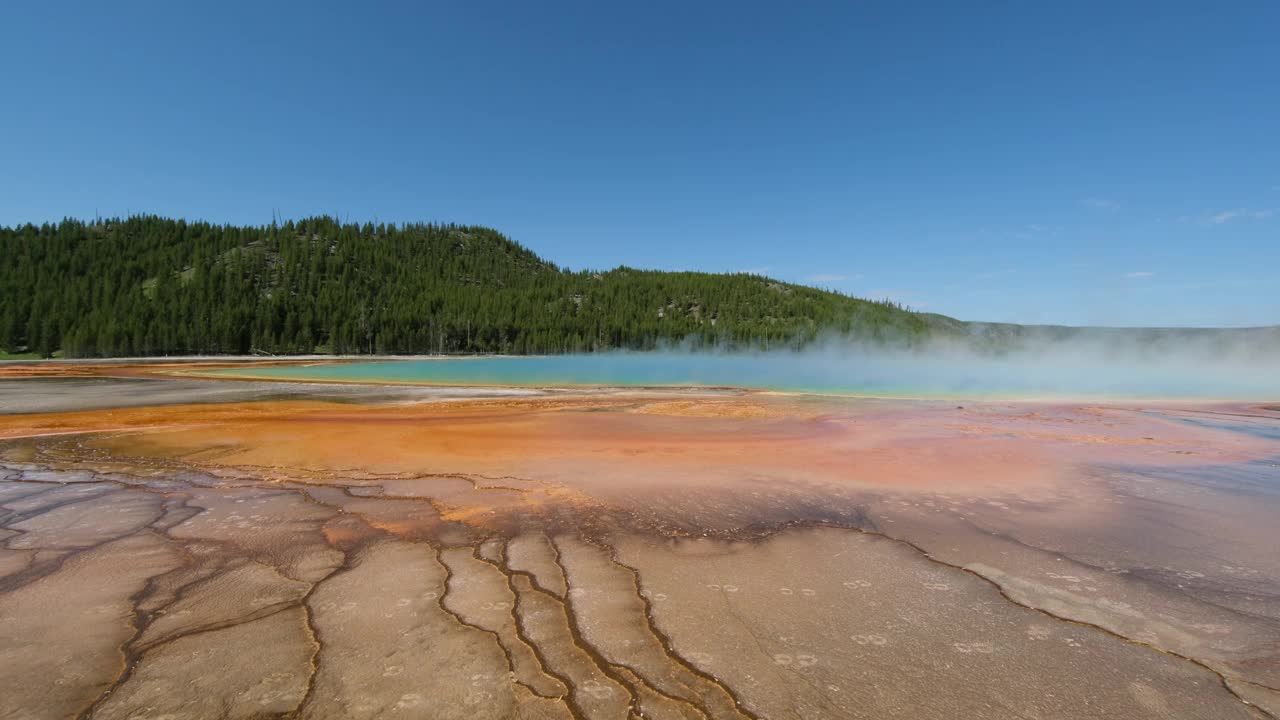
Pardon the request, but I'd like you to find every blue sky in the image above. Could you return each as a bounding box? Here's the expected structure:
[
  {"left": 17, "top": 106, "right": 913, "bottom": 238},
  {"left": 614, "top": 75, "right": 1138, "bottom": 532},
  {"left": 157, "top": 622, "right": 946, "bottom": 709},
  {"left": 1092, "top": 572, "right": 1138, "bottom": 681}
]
[{"left": 2, "top": 2, "right": 1277, "bottom": 327}]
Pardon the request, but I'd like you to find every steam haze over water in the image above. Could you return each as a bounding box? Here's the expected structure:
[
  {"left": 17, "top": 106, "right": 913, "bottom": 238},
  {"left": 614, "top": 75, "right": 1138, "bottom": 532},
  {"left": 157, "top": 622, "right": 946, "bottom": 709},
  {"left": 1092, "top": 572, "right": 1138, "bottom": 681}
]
[{"left": 218, "top": 337, "right": 1280, "bottom": 400}]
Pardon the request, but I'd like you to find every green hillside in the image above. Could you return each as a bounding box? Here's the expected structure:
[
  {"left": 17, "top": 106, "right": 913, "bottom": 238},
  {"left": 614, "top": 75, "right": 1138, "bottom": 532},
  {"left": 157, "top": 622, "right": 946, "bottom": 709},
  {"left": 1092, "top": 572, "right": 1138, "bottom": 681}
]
[{"left": 0, "top": 216, "right": 958, "bottom": 358}]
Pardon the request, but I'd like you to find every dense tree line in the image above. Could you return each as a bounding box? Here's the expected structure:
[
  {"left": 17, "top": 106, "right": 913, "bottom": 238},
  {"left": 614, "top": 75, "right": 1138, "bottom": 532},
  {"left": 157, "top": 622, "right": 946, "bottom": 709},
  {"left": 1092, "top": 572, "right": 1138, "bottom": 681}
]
[{"left": 0, "top": 216, "right": 953, "bottom": 358}]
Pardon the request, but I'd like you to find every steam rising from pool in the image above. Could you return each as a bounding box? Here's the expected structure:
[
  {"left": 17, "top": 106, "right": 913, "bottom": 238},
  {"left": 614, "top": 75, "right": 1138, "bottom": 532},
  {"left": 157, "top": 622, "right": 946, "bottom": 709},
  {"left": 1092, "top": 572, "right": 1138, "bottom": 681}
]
[{"left": 217, "top": 331, "right": 1280, "bottom": 400}]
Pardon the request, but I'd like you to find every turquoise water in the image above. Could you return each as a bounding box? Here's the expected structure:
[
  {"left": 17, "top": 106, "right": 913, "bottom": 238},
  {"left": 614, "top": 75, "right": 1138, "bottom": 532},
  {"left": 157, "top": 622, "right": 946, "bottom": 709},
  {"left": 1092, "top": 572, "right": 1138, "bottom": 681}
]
[{"left": 210, "top": 352, "right": 1280, "bottom": 400}]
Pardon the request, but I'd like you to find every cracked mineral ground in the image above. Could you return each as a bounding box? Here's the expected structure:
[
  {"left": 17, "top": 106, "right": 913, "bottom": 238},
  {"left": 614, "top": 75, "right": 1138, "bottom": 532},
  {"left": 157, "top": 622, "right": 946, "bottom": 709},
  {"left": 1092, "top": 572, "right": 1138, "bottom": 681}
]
[{"left": 2, "top": 368, "right": 1280, "bottom": 719}]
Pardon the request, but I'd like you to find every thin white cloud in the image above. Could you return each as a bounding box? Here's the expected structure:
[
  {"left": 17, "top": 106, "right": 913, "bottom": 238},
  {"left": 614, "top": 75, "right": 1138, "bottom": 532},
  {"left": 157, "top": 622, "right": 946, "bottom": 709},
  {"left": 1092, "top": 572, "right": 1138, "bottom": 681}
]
[
  {"left": 1124, "top": 271, "right": 1155, "bottom": 279},
  {"left": 806, "top": 273, "right": 846, "bottom": 283},
  {"left": 1084, "top": 197, "right": 1120, "bottom": 211},
  {"left": 1208, "top": 207, "right": 1275, "bottom": 224}
]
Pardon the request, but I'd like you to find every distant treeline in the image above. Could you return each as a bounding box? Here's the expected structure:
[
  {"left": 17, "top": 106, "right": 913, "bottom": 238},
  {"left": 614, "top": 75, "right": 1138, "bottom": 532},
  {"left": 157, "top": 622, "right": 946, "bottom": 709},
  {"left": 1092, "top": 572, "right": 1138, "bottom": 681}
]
[{"left": 0, "top": 216, "right": 951, "bottom": 358}]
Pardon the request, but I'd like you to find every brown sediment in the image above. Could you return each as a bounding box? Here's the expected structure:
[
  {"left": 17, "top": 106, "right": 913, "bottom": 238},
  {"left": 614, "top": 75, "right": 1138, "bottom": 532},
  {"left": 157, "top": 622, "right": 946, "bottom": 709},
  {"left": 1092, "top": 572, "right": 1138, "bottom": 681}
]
[
  {"left": 597, "top": 542, "right": 766, "bottom": 720},
  {"left": 475, "top": 543, "right": 586, "bottom": 720},
  {"left": 2, "top": 378, "right": 1280, "bottom": 718},
  {"left": 555, "top": 535, "right": 757, "bottom": 719},
  {"left": 612, "top": 527, "right": 1274, "bottom": 719},
  {"left": 437, "top": 545, "right": 566, "bottom": 701}
]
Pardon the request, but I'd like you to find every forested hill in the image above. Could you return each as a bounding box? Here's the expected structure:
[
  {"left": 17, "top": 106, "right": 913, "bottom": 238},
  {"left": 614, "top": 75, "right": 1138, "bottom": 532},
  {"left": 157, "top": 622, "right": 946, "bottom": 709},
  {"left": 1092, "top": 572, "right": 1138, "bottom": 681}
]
[{"left": 0, "top": 216, "right": 959, "bottom": 358}]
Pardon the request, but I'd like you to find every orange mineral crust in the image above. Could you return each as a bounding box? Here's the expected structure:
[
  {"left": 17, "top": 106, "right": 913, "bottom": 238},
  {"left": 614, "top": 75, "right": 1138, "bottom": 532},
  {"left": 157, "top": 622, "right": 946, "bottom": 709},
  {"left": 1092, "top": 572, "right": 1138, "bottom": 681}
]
[
  {"left": 52, "top": 395, "right": 1275, "bottom": 495},
  {"left": 4, "top": 384, "right": 1280, "bottom": 719}
]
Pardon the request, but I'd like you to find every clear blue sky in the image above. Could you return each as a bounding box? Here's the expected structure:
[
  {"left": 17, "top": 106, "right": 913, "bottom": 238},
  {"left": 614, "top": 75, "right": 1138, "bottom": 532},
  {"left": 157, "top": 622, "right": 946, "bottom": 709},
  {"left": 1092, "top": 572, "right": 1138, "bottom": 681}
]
[{"left": 2, "top": 2, "right": 1277, "bottom": 327}]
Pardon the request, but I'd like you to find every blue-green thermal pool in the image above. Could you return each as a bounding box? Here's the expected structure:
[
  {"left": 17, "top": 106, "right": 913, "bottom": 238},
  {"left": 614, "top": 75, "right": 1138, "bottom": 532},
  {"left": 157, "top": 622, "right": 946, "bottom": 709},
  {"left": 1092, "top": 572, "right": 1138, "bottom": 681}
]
[{"left": 206, "top": 352, "right": 1280, "bottom": 401}]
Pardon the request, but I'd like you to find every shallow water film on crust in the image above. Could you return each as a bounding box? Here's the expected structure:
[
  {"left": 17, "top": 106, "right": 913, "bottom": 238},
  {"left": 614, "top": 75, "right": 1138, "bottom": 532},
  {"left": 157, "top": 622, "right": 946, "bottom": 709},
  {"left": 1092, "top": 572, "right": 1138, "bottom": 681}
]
[{"left": 2, "top": 374, "right": 1280, "bottom": 719}]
